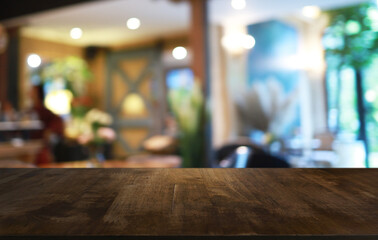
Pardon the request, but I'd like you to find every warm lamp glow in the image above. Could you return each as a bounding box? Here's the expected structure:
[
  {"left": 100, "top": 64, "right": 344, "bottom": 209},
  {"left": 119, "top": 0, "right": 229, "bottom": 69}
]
[
  {"left": 231, "top": 0, "right": 246, "bottom": 10},
  {"left": 222, "top": 33, "right": 255, "bottom": 54},
  {"left": 122, "top": 93, "right": 145, "bottom": 116},
  {"left": 44, "top": 89, "right": 73, "bottom": 115},
  {"left": 242, "top": 35, "right": 256, "bottom": 49},
  {"left": 27, "top": 54, "right": 42, "bottom": 68},
  {"left": 172, "top": 46, "right": 187, "bottom": 60},
  {"left": 302, "top": 6, "right": 321, "bottom": 19},
  {"left": 127, "top": 18, "right": 141, "bottom": 30},
  {"left": 70, "top": 28, "right": 83, "bottom": 39}
]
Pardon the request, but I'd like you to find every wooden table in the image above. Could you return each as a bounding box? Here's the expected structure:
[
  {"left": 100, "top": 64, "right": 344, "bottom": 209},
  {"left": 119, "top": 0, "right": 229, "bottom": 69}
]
[
  {"left": 0, "top": 140, "right": 43, "bottom": 163},
  {"left": 0, "top": 120, "right": 43, "bottom": 131},
  {"left": 0, "top": 169, "right": 377, "bottom": 239},
  {"left": 38, "top": 154, "right": 182, "bottom": 168}
]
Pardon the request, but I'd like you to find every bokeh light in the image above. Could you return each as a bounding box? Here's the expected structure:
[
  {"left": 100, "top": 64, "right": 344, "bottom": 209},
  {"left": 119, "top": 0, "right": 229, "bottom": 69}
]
[
  {"left": 27, "top": 54, "right": 42, "bottom": 68},
  {"left": 365, "top": 90, "right": 377, "bottom": 103},
  {"left": 172, "top": 46, "right": 188, "bottom": 60},
  {"left": 302, "top": 6, "right": 321, "bottom": 19},
  {"left": 70, "top": 28, "right": 83, "bottom": 39},
  {"left": 44, "top": 89, "right": 73, "bottom": 115},
  {"left": 127, "top": 18, "right": 141, "bottom": 30},
  {"left": 222, "top": 33, "right": 255, "bottom": 54},
  {"left": 242, "top": 35, "right": 256, "bottom": 49},
  {"left": 231, "top": 0, "right": 246, "bottom": 10}
]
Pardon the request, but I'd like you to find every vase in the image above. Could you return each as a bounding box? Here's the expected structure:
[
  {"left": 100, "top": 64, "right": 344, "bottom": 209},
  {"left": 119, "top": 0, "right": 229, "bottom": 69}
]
[
  {"left": 88, "top": 144, "right": 105, "bottom": 167},
  {"left": 179, "top": 132, "right": 203, "bottom": 168}
]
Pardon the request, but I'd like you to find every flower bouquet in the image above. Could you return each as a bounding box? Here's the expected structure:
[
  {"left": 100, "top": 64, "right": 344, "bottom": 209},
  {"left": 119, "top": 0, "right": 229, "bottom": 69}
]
[{"left": 65, "top": 108, "right": 116, "bottom": 164}]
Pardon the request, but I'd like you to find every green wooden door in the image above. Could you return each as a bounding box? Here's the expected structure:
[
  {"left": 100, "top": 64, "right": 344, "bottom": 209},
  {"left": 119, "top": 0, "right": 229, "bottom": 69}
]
[{"left": 106, "top": 47, "right": 165, "bottom": 156}]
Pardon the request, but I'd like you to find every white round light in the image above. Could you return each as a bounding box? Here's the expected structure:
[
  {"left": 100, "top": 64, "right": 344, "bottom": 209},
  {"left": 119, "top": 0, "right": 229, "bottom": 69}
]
[
  {"left": 236, "top": 146, "right": 249, "bottom": 155},
  {"left": 27, "top": 54, "right": 42, "bottom": 68},
  {"left": 172, "top": 46, "right": 187, "bottom": 60},
  {"left": 365, "top": 90, "right": 377, "bottom": 103},
  {"left": 44, "top": 90, "right": 73, "bottom": 115},
  {"left": 127, "top": 18, "right": 141, "bottom": 30},
  {"left": 302, "top": 6, "right": 321, "bottom": 19},
  {"left": 242, "top": 35, "right": 256, "bottom": 49},
  {"left": 222, "top": 33, "right": 255, "bottom": 54},
  {"left": 70, "top": 28, "right": 83, "bottom": 39},
  {"left": 231, "top": 0, "right": 246, "bottom": 10}
]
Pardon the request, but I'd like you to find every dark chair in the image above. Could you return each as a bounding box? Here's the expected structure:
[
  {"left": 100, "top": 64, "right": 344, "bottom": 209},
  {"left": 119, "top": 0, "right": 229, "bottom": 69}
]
[{"left": 215, "top": 143, "right": 290, "bottom": 168}]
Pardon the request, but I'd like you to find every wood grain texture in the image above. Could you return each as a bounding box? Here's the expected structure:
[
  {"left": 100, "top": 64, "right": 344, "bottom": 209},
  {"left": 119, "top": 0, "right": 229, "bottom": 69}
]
[{"left": 0, "top": 169, "right": 377, "bottom": 239}]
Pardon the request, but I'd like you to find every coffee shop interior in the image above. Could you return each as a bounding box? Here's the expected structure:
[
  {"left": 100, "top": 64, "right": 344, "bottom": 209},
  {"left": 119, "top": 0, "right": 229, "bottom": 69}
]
[{"left": 0, "top": 0, "right": 377, "bottom": 169}]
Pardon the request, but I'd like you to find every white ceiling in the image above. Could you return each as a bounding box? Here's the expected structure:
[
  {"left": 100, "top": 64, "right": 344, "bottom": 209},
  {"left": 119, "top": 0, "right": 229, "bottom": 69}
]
[
  {"left": 2, "top": 0, "right": 369, "bottom": 47},
  {"left": 210, "top": 0, "right": 369, "bottom": 26}
]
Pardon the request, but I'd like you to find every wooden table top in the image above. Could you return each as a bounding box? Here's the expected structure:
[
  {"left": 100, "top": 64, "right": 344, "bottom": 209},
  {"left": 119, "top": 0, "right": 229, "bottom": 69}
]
[
  {"left": 0, "top": 120, "right": 43, "bottom": 131},
  {"left": 0, "top": 169, "right": 377, "bottom": 239},
  {"left": 38, "top": 154, "right": 182, "bottom": 168},
  {"left": 0, "top": 140, "right": 43, "bottom": 162}
]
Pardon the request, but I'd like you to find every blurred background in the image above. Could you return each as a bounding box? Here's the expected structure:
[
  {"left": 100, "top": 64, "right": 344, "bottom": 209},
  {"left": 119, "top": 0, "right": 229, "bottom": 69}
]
[{"left": 0, "top": 0, "right": 377, "bottom": 168}]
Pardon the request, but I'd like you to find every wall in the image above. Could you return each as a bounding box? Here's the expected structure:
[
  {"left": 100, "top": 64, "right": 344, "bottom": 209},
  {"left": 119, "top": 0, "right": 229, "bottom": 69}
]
[
  {"left": 86, "top": 48, "right": 106, "bottom": 110},
  {"left": 0, "top": 43, "right": 8, "bottom": 105}
]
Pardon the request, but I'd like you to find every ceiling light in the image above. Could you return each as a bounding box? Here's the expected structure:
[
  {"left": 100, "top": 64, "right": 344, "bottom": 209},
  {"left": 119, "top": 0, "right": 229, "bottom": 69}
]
[
  {"left": 172, "top": 46, "right": 187, "bottom": 60},
  {"left": 70, "top": 28, "right": 83, "bottom": 39},
  {"left": 27, "top": 54, "right": 41, "bottom": 68},
  {"left": 302, "top": 6, "right": 321, "bottom": 19},
  {"left": 242, "top": 35, "right": 256, "bottom": 49},
  {"left": 127, "top": 18, "right": 141, "bottom": 30},
  {"left": 231, "top": 0, "right": 246, "bottom": 10},
  {"left": 222, "top": 33, "right": 255, "bottom": 55}
]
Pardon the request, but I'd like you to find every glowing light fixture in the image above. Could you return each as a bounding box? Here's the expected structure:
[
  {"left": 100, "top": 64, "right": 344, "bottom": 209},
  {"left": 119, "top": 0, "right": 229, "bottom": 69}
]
[
  {"left": 127, "top": 18, "right": 141, "bottom": 30},
  {"left": 302, "top": 6, "right": 321, "bottom": 19},
  {"left": 231, "top": 0, "right": 246, "bottom": 10},
  {"left": 70, "top": 27, "right": 83, "bottom": 39},
  {"left": 122, "top": 93, "right": 146, "bottom": 116},
  {"left": 172, "top": 46, "right": 188, "bottom": 60},
  {"left": 222, "top": 33, "right": 255, "bottom": 54},
  {"left": 365, "top": 90, "right": 377, "bottom": 103},
  {"left": 27, "top": 54, "right": 42, "bottom": 68},
  {"left": 44, "top": 89, "right": 73, "bottom": 115},
  {"left": 242, "top": 35, "right": 256, "bottom": 49}
]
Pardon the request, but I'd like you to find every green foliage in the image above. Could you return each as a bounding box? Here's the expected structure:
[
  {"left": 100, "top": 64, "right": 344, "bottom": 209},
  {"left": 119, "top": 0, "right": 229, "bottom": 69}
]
[
  {"left": 324, "top": 2, "right": 378, "bottom": 157},
  {"left": 324, "top": 3, "right": 378, "bottom": 68},
  {"left": 38, "top": 56, "right": 93, "bottom": 97},
  {"left": 168, "top": 81, "right": 205, "bottom": 167},
  {"left": 364, "top": 56, "right": 378, "bottom": 152}
]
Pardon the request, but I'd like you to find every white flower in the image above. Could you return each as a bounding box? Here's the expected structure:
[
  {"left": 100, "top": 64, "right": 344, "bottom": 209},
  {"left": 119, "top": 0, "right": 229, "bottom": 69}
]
[{"left": 85, "top": 108, "right": 113, "bottom": 125}]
